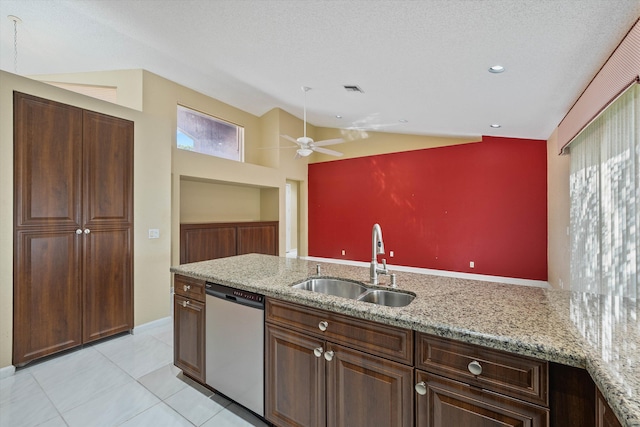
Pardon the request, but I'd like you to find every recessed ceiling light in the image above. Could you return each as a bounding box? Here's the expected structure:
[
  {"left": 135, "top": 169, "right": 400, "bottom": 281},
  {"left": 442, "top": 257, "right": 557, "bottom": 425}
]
[
  {"left": 490, "top": 124, "right": 501, "bottom": 128},
  {"left": 335, "top": 115, "right": 342, "bottom": 119},
  {"left": 399, "top": 119, "right": 408, "bottom": 123},
  {"left": 488, "top": 65, "right": 505, "bottom": 74}
]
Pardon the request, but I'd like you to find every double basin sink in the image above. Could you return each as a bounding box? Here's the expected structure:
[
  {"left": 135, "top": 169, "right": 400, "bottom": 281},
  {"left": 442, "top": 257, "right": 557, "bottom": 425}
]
[{"left": 292, "top": 278, "right": 415, "bottom": 307}]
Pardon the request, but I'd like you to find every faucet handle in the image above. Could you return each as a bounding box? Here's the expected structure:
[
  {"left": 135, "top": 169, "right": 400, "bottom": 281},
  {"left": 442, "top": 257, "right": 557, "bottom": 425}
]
[{"left": 382, "top": 258, "right": 387, "bottom": 269}]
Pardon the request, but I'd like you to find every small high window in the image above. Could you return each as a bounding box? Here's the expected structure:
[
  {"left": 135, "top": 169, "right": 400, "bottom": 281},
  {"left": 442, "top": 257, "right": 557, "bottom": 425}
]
[{"left": 177, "top": 105, "right": 244, "bottom": 161}]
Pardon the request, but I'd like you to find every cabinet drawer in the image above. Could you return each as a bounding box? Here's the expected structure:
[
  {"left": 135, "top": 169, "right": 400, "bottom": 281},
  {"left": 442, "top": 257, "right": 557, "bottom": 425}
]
[
  {"left": 415, "top": 370, "right": 549, "bottom": 427},
  {"left": 266, "top": 298, "right": 413, "bottom": 365},
  {"left": 415, "top": 333, "right": 548, "bottom": 406},
  {"left": 174, "top": 274, "right": 206, "bottom": 302}
]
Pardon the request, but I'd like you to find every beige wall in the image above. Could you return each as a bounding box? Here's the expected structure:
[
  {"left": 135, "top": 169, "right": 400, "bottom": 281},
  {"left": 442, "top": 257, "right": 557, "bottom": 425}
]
[
  {"left": 286, "top": 180, "right": 300, "bottom": 252},
  {"left": 180, "top": 179, "right": 262, "bottom": 223},
  {"left": 547, "top": 129, "right": 571, "bottom": 290},
  {"left": 0, "top": 71, "right": 172, "bottom": 369},
  {"left": 139, "top": 71, "right": 304, "bottom": 263},
  {"left": 30, "top": 70, "right": 144, "bottom": 111},
  {"left": 311, "top": 127, "right": 480, "bottom": 162}
]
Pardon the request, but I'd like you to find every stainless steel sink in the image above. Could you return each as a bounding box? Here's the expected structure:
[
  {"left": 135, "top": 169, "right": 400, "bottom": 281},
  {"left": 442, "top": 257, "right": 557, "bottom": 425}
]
[
  {"left": 292, "top": 278, "right": 368, "bottom": 299},
  {"left": 357, "top": 290, "right": 415, "bottom": 307},
  {"left": 292, "top": 278, "right": 415, "bottom": 307}
]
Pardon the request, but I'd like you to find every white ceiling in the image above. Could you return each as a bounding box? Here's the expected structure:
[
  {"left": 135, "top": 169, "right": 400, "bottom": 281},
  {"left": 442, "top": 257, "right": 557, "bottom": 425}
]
[{"left": 1, "top": 1, "right": 639, "bottom": 140}]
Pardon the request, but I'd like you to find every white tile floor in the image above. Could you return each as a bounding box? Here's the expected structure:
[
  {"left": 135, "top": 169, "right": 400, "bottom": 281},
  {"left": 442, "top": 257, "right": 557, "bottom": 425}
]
[{"left": 0, "top": 319, "right": 269, "bottom": 427}]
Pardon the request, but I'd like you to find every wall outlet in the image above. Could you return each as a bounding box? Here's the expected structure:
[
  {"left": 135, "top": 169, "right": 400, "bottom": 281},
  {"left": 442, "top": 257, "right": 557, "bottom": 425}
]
[
  {"left": 341, "top": 249, "right": 346, "bottom": 256},
  {"left": 390, "top": 251, "right": 394, "bottom": 257},
  {"left": 148, "top": 229, "right": 160, "bottom": 239},
  {"left": 469, "top": 261, "right": 475, "bottom": 268}
]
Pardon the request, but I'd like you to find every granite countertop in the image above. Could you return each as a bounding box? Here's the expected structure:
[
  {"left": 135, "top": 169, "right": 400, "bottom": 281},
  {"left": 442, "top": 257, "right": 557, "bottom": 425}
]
[{"left": 170, "top": 253, "right": 640, "bottom": 427}]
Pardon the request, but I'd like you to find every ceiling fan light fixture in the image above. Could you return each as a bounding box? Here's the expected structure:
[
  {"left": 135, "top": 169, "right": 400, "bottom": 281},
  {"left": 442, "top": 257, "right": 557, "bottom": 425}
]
[{"left": 297, "top": 148, "right": 313, "bottom": 157}]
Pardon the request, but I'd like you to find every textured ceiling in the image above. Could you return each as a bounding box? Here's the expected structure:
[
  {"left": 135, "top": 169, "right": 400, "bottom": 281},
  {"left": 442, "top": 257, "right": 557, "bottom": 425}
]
[{"left": 1, "top": 0, "right": 639, "bottom": 140}]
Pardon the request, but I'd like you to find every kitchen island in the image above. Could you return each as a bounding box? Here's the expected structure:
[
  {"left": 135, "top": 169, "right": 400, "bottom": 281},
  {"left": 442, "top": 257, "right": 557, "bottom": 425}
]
[{"left": 171, "top": 253, "right": 639, "bottom": 427}]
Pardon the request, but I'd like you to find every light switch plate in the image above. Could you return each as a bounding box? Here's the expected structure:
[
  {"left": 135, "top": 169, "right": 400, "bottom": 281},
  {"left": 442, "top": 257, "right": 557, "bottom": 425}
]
[{"left": 148, "top": 229, "right": 160, "bottom": 239}]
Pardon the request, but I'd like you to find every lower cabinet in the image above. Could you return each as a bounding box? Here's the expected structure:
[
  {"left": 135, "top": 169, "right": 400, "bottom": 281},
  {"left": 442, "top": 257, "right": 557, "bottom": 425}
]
[
  {"left": 265, "top": 324, "right": 325, "bottom": 427},
  {"left": 596, "top": 388, "right": 623, "bottom": 427},
  {"left": 265, "top": 299, "right": 414, "bottom": 427},
  {"left": 415, "top": 370, "right": 548, "bottom": 427},
  {"left": 414, "top": 332, "right": 549, "bottom": 427},
  {"left": 173, "top": 275, "right": 206, "bottom": 383}
]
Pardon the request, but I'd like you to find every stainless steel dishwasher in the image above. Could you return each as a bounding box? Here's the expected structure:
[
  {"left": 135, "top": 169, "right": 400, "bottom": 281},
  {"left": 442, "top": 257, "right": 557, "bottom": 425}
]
[{"left": 205, "top": 282, "right": 265, "bottom": 417}]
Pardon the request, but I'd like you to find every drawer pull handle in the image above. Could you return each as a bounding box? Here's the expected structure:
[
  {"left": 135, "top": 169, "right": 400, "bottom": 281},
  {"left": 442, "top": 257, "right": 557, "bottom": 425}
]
[
  {"left": 313, "top": 347, "right": 324, "bottom": 358},
  {"left": 324, "top": 350, "right": 334, "bottom": 361},
  {"left": 415, "top": 381, "right": 427, "bottom": 395},
  {"left": 468, "top": 360, "right": 483, "bottom": 376},
  {"left": 318, "top": 321, "right": 328, "bottom": 331},
  {"left": 183, "top": 284, "right": 191, "bottom": 292}
]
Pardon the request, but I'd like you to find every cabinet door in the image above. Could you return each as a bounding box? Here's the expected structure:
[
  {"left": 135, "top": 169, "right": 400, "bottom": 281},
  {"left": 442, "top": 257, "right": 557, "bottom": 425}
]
[
  {"left": 415, "top": 371, "right": 548, "bottom": 427},
  {"left": 265, "top": 324, "right": 325, "bottom": 427},
  {"left": 13, "top": 92, "right": 83, "bottom": 229},
  {"left": 83, "top": 228, "right": 133, "bottom": 342},
  {"left": 174, "top": 294, "right": 206, "bottom": 383},
  {"left": 82, "top": 110, "right": 133, "bottom": 228},
  {"left": 326, "top": 343, "right": 414, "bottom": 427},
  {"left": 13, "top": 230, "right": 82, "bottom": 364}
]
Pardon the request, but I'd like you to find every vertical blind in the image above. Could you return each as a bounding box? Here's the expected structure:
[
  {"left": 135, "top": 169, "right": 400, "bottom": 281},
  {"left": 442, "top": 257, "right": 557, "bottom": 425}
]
[{"left": 569, "top": 84, "right": 639, "bottom": 298}]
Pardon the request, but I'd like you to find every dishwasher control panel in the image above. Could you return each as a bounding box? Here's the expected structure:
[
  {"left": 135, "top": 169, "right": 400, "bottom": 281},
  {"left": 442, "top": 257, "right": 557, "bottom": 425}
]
[{"left": 205, "top": 282, "right": 265, "bottom": 309}]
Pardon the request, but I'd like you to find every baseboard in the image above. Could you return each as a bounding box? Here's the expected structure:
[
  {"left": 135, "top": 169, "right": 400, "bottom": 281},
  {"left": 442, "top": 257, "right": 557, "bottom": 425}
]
[
  {"left": 0, "top": 364, "right": 16, "bottom": 379},
  {"left": 132, "top": 316, "right": 172, "bottom": 335},
  {"left": 302, "top": 256, "right": 549, "bottom": 288}
]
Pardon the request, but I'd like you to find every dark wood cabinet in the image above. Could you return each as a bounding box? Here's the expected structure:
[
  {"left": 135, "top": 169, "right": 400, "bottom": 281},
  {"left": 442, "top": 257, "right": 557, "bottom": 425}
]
[
  {"left": 173, "top": 275, "right": 206, "bottom": 383},
  {"left": 415, "top": 332, "right": 549, "bottom": 427},
  {"left": 265, "top": 299, "right": 414, "bottom": 427},
  {"left": 415, "top": 333, "right": 548, "bottom": 406},
  {"left": 266, "top": 323, "right": 326, "bottom": 427},
  {"left": 415, "top": 370, "right": 549, "bottom": 427},
  {"left": 13, "top": 92, "right": 133, "bottom": 365},
  {"left": 180, "top": 221, "right": 278, "bottom": 263},
  {"left": 596, "top": 388, "right": 623, "bottom": 427},
  {"left": 326, "top": 342, "right": 413, "bottom": 427}
]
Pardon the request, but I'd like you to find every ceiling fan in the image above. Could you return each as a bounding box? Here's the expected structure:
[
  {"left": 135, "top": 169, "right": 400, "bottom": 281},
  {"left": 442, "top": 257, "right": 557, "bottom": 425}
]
[{"left": 281, "top": 86, "right": 347, "bottom": 159}]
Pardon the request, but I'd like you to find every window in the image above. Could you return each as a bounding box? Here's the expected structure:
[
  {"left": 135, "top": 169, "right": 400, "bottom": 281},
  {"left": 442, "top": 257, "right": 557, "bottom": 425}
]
[
  {"left": 569, "top": 84, "right": 639, "bottom": 298},
  {"left": 177, "top": 105, "right": 244, "bottom": 161}
]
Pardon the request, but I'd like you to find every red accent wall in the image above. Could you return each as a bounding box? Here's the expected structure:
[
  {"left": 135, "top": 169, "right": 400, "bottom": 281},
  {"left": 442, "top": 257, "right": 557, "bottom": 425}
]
[{"left": 308, "top": 136, "right": 548, "bottom": 281}]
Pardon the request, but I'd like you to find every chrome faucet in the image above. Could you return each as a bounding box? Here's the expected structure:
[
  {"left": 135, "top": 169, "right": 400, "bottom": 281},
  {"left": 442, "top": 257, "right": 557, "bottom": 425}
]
[{"left": 370, "top": 223, "right": 389, "bottom": 285}]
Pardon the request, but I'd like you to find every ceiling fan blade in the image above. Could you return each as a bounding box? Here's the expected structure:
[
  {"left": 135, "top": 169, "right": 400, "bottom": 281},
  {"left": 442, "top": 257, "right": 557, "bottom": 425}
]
[
  {"left": 312, "top": 138, "right": 345, "bottom": 147},
  {"left": 281, "top": 135, "right": 300, "bottom": 145},
  {"left": 313, "top": 146, "right": 343, "bottom": 157},
  {"left": 294, "top": 151, "right": 302, "bottom": 160}
]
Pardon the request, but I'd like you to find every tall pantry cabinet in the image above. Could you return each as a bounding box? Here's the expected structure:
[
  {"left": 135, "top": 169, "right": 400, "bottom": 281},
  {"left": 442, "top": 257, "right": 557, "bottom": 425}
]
[{"left": 13, "top": 92, "right": 134, "bottom": 365}]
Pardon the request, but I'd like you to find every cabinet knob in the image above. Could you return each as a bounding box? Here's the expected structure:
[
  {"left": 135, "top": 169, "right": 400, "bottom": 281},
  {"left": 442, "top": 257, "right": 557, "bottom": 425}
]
[
  {"left": 84, "top": 228, "right": 90, "bottom": 234},
  {"left": 182, "top": 300, "right": 190, "bottom": 308},
  {"left": 318, "top": 321, "right": 328, "bottom": 331},
  {"left": 468, "top": 360, "right": 483, "bottom": 376},
  {"left": 75, "top": 229, "right": 83, "bottom": 235},
  {"left": 323, "top": 350, "right": 334, "bottom": 361},
  {"left": 415, "top": 381, "right": 427, "bottom": 395},
  {"left": 313, "top": 347, "right": 324, "bottom": 358},
  {"left": 183, "top": 284, "right": 191, "bottom": 292}
]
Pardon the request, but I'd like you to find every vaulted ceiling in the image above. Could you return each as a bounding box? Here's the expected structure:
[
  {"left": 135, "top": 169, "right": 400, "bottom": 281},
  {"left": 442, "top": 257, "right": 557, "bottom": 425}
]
[{"left": 1, "top": 0, "right": 638, "bottom": 140}]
